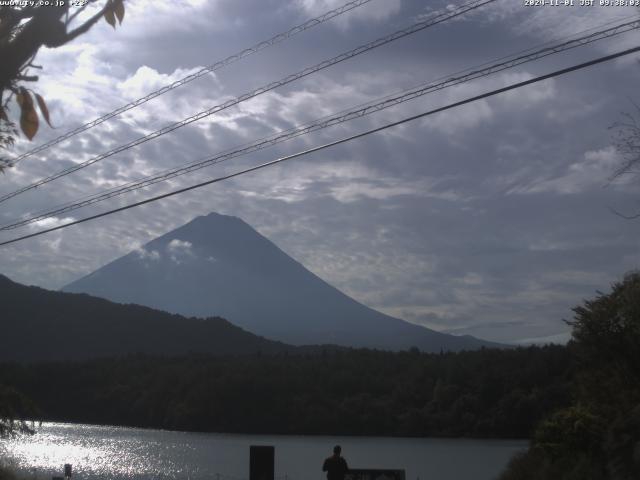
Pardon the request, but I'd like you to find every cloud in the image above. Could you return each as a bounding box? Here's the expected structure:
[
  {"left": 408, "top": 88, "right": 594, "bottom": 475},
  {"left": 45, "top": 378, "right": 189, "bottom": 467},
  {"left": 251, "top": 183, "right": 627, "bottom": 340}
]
[
  {"left": 27, "top": 217, "right": 76, "bottom": 230},
  {"left": 480, "top": 1, "right": 639, "bottom": 42},
  {"left": 496, "top": 72, "right": 557, "bottom": 106},
  {"left": 232, "top": 159, "right": 471, "bottom": 204},
  {"left": 0, "top": 0, "right": 639, "bottom": 346},
  {"left": 516, "top": 331, "right": 571, "bottom": 346},
  {"left": 167, "top": 238, "right": 194, "bottom": 264},
  {"left": 136, "top": 247, "right": 161, "bottom": 261},
  {"left": 167, "top": 239, "right": 193, "bottom": 252},
  {"left": 508, "top": 146, "right": 624, "bottom": 195},
  {"left": 117, "top": 66, "right": 211, "bottom": 100},
  {"left": 297, "top": 0, "right": 401, "bottom": 27}
]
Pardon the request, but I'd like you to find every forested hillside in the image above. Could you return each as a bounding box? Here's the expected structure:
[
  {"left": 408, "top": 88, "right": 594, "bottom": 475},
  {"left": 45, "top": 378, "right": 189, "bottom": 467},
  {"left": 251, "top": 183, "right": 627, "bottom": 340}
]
[
  {"left": 0, "top": 345, "right": 571, "bottom": 438},
  {"left": 0, "top": 274, "right": 294, "bottom": 360}
]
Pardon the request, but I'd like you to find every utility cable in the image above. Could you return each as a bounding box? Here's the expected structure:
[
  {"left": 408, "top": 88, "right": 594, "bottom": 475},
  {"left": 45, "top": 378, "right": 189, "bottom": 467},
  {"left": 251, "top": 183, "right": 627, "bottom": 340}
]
[
  {"left": 0, "top": 0, "right": 497, "bottom": 204},
  {"left": 10, "top": 0, "right": 377, "bottom": 164},
  {"left": 3, "top": 16, "right": 638, "bottom": 230},
  {"left": 1, "top": 44, "right": 638, "bottom": 247}
]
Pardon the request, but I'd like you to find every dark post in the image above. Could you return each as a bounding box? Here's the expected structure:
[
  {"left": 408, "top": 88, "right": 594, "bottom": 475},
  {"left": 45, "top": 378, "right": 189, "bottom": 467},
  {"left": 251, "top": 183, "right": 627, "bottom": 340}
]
[
  {"left": 63, "top": 465, "right": 72, "bottom": 479},
  {"left": 250, "top": 445, "right": 274, "bottom": 480}
]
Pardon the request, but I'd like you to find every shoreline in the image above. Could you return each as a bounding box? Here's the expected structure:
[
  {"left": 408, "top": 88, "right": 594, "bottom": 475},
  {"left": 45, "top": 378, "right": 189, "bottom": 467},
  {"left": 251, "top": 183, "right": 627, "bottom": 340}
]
[{"left": 20, "top": 420, "right": 532, "bottom": 442}]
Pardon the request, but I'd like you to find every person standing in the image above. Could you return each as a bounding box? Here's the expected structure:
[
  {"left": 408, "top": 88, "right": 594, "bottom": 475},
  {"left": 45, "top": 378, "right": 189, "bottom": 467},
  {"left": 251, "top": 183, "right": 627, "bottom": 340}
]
[{"left": 322, "top": 445, "right": 349, "bottom": 480}]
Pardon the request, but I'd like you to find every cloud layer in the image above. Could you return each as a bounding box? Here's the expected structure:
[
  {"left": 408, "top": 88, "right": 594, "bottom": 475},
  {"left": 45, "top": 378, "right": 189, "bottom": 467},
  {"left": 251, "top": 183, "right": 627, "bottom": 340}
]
[{"left": 1, "top": 0, "right": 639, "bottom": 343}]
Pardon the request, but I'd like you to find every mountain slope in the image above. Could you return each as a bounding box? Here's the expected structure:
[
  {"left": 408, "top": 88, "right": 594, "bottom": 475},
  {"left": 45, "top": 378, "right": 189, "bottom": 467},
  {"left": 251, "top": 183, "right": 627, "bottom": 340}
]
[
  {"left": 64, "top": 212, "right": 503, "bottom": 352},
  {"left": 0, "top": 274, "right": 293, "bottom": 361}
]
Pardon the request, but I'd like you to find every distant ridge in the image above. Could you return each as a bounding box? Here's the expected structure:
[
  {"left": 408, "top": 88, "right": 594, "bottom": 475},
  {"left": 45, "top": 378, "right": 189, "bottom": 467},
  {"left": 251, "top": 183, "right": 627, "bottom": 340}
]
[
  {"left": 63, "top": 212, "right": 504, "bottom": 352},
  {"left": 0, "top": 274, "right": 298, "bottom": 361}
]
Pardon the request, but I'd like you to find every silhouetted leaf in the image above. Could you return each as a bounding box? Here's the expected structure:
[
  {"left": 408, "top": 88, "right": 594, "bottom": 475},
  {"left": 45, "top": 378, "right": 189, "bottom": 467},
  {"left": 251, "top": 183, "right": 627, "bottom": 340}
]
[
  {"left": 15, "top": 90, "right": 26, "bottom": 109},
  {"left": 34, "top": 93, "right": 52, "bottom": 127},
  {"left": 104, "top": 4, "right": 116, "bottom": 28},
  {"left": 114, "top": 0, "right": 125, "bottom": 24}
]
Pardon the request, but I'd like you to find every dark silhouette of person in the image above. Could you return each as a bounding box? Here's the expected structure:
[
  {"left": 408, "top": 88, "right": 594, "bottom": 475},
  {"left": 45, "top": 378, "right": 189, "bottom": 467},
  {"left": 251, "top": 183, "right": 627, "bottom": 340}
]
[{"left": 323, "top": 445, "right": 349, "bottom": 480}]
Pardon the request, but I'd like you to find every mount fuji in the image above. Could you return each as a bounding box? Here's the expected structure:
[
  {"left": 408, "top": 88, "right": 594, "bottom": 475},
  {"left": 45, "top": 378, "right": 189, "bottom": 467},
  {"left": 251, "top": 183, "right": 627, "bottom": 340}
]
[{"left": 63, "top": 212, "right": 502, "bottom": 352}]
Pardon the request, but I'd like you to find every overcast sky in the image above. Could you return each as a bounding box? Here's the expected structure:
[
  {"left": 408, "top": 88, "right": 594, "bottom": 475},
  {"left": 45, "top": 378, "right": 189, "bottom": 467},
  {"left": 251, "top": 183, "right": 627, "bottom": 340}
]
[{"left": 1, "top": 0, "right": 639, "bottom": 344}]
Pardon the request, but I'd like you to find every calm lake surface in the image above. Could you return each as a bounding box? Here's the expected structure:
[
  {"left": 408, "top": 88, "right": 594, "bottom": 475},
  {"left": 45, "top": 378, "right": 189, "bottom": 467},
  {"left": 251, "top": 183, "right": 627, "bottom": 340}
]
[{"left": 0, "top": 423, "right": 527, "bottom": 480}]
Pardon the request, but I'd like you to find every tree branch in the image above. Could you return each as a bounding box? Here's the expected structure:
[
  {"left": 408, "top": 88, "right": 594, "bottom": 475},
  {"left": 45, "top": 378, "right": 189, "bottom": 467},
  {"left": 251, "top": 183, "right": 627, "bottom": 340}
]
[
  {"left": 16, "top": 74, "right": 38, "bottom": 82},
  {"left": 58, "top": 3, "right": 111, "bottom": 45},
  {"left": 66, "top": 0, "right": 101, "bottom": 26},
  {"left": 608, "top": 206, "right": 640, "bottom": 220},
  {"left": 0, "top": 5, "right": 69, "bottom": 87}
]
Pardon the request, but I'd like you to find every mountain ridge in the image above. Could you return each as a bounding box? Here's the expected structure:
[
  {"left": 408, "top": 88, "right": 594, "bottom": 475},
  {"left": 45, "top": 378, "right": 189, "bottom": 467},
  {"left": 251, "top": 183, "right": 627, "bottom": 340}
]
[
  {"left": 63, "top": 212, "right": 505, "bottom": 352},
  {"left": 0, "top": 273, "right": 301, "bottom": 361}
]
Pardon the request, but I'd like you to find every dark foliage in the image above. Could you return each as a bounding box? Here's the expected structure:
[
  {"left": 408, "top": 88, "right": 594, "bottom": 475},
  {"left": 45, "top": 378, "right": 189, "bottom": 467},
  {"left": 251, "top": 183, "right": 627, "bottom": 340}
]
[
  {"left": 1, "top": 1, "right": 125, "bottom": 168},
  {"left": 0, "top": 383, "right": 38, "bottom": 437},
  {"left": 500, "top": 272, "right": 640, "bottom": 480},
  {"left": 0, "top": 463, "right": 17, "bottom": 480},
  {"left": 0, "top": 345, "right": 571, "bottom": 438}
]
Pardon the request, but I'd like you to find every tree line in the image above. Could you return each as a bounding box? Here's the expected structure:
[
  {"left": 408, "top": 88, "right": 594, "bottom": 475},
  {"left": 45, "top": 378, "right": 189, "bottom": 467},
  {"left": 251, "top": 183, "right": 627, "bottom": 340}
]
[{"left": 0, "top": 344, "right": 571, "bottom": 439}]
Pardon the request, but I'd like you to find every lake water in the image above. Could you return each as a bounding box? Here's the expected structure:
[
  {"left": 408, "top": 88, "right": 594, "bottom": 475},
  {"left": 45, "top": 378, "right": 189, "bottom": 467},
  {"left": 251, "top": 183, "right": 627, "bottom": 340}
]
[{"left": 0, "top": 423, "right": 527, "bottom": 480}]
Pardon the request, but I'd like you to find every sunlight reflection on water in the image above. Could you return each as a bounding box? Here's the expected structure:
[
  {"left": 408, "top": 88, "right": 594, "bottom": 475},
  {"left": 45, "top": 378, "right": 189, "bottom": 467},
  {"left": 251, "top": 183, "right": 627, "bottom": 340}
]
[
  {"left": 1, "top": 423, "right": 194, "bottom": 479},
  {"left": 0, "top": 422, "right": 527, "bottom": 480}
]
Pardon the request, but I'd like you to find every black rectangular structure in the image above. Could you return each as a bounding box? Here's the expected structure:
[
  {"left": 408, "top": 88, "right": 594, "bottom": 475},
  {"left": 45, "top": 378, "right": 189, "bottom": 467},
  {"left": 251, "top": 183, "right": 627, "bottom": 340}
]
[
  {"left": 250, "top": 445, "right": 274, "bottom": 480},
  {"left": 346, "top": 469, "right": 406, "bottom": 480}
]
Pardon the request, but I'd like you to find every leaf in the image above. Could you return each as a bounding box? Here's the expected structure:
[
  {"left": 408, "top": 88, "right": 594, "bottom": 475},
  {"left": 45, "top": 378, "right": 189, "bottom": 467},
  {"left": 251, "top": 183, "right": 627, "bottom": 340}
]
[
  {"left": 18, "top": 91, "right": 38, "bottom": 140},
  {"left": 17, "top": 87, "right": 33, "bottom": 108},
  {"left": 34, "top": 93, "right": 53, "bottom": 127},
  {"left": 104, "top": 3, "right": 116, "bottom": 29},
  {"left": 21, "top": 108, "right": 39, "bottom": 140},
  {"left": 114, "top": 0, "right": 125, "bottom": 24},
  {"left": 15, "top": 90, "right": 26, "bottom": 109}
]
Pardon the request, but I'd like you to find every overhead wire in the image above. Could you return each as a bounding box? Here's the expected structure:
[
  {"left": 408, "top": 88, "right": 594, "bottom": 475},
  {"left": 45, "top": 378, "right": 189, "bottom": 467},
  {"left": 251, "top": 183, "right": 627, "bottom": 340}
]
[
  {"left": 0, "top": 0, "right": 497, "bottom": 205},
  {"left": 2, "top": 44, "right": 639, "bottom": 247},
  {"left": 10, "top": 0, "right": 377, "bottom": 164},
  {"left": 2, "top": 16, "right": 638, "bottom": 231}
]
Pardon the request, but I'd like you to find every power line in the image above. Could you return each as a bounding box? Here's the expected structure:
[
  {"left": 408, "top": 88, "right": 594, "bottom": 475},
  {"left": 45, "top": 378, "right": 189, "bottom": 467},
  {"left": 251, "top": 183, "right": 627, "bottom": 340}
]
[
  {"left": 4, "top": 15, "right": 638, "bottom": 230},
  {"left": 3, "top": 16, "right": 638, "bottom": 231},
  {"left": 0, "top": 0, "right": 497, "bottom": 205},
  {"left": 10, "top": 0, "right": 376, "bottom": 165},
  {"left": 2, "top": 45, "right": 638, "bottom": 247}
]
